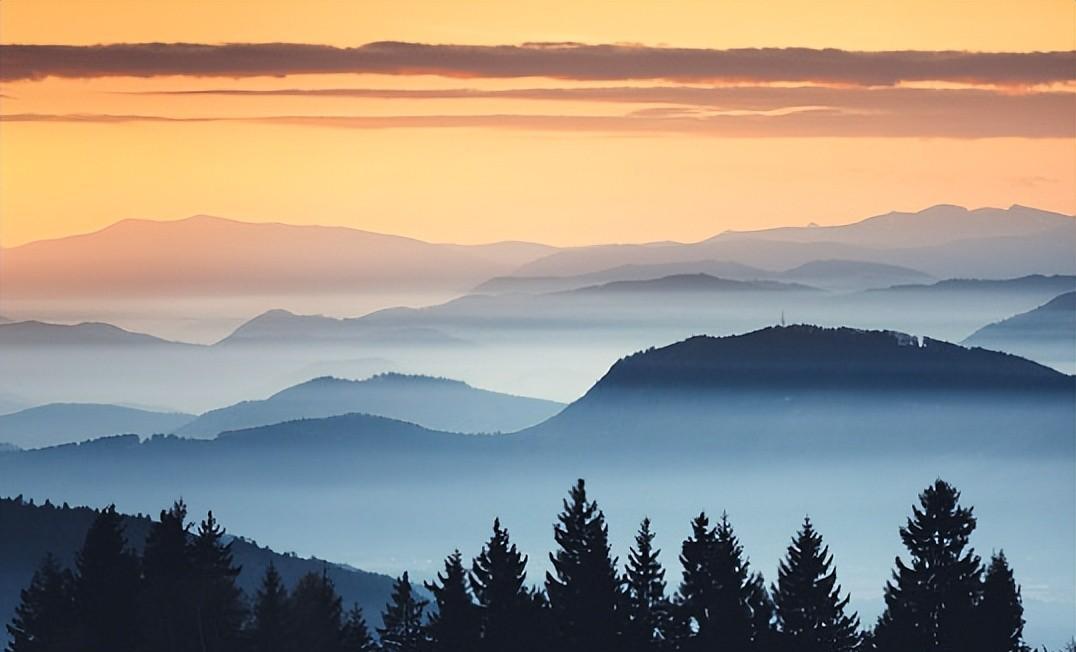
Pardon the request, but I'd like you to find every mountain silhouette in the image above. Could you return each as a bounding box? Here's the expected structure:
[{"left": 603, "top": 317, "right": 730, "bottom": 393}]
[
  {"left": 0, "top": 215, "right": 555, "bottom": 300},
  {"left": 556, "top": 273, "right": 818, "bottom": 295},
  {"left": 0, "top": 404, "right": 195, "bottom": 450},
  {"left": 0, "top": 320, "right": 196, "bottom": 349},
  {"left": 217, "top": 309, "right": 470, "bottom": 347},
  {"left": 512, "top": 205, "right": 1075, "bottom": 279},
  {"left": 963, "top": 292, "right": 1076, "bottom": 370},
  {"left": 176, "top": 373, "right": 564, "bottom": 437}
]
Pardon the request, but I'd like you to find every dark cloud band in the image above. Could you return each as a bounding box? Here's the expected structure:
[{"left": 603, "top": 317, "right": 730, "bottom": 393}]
[{"left": 3, "top": 41, "right": 1073, "bottom": 85}]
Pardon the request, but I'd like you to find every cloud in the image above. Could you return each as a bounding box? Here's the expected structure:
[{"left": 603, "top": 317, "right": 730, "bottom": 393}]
[
  {"left": 4, "top": 105, "right": 1071, "bottom": 138},
  {"left": 3, "top": 41, "right": 1072, "bottom": 86}
]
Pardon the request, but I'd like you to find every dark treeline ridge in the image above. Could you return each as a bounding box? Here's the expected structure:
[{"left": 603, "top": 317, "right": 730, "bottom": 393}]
[{"left": 7, "top": 479, "right": 1043, "bottom": 652}]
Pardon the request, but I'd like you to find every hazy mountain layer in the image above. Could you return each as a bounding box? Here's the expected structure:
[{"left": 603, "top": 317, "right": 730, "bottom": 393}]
[
  {"left": 177, "top": 373, "right": 564, "bottom": 437},
  {"left": 0, "top": 404, "right": 195, "bottom": 450},
  {"left": 964, "top": 292, "right": 1076, "bottom": 371}
]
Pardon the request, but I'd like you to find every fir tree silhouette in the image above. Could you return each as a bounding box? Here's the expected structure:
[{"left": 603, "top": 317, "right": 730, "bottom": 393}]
[
  {"left": 623, "top": 517, "right": 673, "bottom": 651},
  {"left": 378, "top": 572, "right": 428, "bottom": 652},
  {"left": 470, "top": 518, "right": 536, "bottom": 652},
  {"left": 139, "top": 500, "right": 193, "bottom": 652},
  {"left": 975, "top": 551, "right": 1026, "bottom": 652},
  {"left": 747, "top": 572, "right": 778, "bottom": 651},
  {"left": 772, "top": 517, "right": 860, "bottom": 652},
  {"left": 73, "top": 505, "right": 140, "bottom": 652},
  {"left": 251, "top": 562, "right": 291, "bottom": 652},
  {"left": 677, "top": 512, "right": 755, "bottom": 651},
  {"left": 341, "top": 605, "right": 378, "bottom": 652},
  {"left": 290, "top": 569, "right": 345, "bottom": 652},
  {"left": 424, "top": 550, "right": 480, "bottom": 652},
  {"left": 546, "top": 479, "right": 623, "bottom": 651},
  {"left": 873, "top": 479, "right": 982, "bottom": 652},
  {"left": 189, "top": 511, "right": 246, "bottom": 651},
  {"left": 5, "top": 554, "right": 77, "bottom": 652}
]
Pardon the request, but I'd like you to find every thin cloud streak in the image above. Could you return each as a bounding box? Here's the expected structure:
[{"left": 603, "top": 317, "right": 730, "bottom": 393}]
[
  {"left": 4, "top": 106, "right": 1071, "bottom": 138},
  {"left": 3, "top": 42, "right": 1073, "bottom": 86}
]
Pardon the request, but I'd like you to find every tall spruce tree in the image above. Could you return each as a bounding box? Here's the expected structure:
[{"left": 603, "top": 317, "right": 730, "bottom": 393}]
[
  {"left": 677, "top": 512, "right": 755, "bottom": 651},
  {"left": 424, "top": 550, "right": 479, "bottom": 652},
  {"left": 470, "top": 519, "right": 535, "bottom": 652},
  {"left": 6, "top": 554, "right": 77, "bottom": 652},
  {"left": 251, "top": 563, "right": 291, "bottom": 652},
  {"left": 545, "top": 479, "right": 623, "bottom": 652},
  {"left": 139, "top": 501, "right": 193, "bottom": 652},
  {"left": 341, "top": 605, "right": 378, "bottom": 652},
  {"left": 623, "top": 518, "right": 672, "bottom": 651},
  {"left": 772, "top": 517, "right": 860, "bottom": 652},
  {"left": 188, "top": 511, "right": 246, "bottom": 651},
  {"left": 378, "top": 572, "right": 428, "bottom": 652},
  {"left": 73, "top": 505, "right": 140, "bottom": 652},
  {"left": 290, "top": 570, "right": 345, "bottom": 652},
  {"left": 974, "top": 551, "right": 1025, "bottom": 652},
  {"left": 873, "top": 480, "right": 982, "bottom": 652}
]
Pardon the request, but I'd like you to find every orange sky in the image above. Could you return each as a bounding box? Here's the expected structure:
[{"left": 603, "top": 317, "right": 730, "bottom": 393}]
[{"left": 0, "top": 0, "right": 1073, "bottom": 247}]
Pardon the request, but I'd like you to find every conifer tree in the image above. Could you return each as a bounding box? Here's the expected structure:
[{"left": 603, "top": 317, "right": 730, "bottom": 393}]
[
  {"left": 139, "top": 501, "right": 193, "bottom": 652},
  {"left": 772, "top": 517, "right": 860, "bottom": 652},
  {"left": 73, "top": 505, "right": 140, "bottom": 652},
  {"left": 873, "top": 480, "right": 982, "bottom": 652},
  {"left": 424, "top": 550, "right": 479, "bottom": 652},
  {"left": 251, "top": 563, "right": 291, "bottom": 652},
  {"left": 545, "top": 479, "right": 623, "bottom": 652},
  {"left": 470, "top": 519, "right": 534, "bottom": 652},
  {"left": 290, "top": 570, "right": 345, "bottom": 652},
  {"left": 378, "top": 572, "right": 428, "bottom": 652},
  {"left": 189, "top": 511, "right": 246, "bottom": 651},
  {"left": 677, "top": 512, "right": 754, "bottom": 651},
  {"left": 974, "top": 551, "right": 1025, "bottom": 652},
  {"left": 6, "top": 554, "right": 77, "bottom": 652},
  {"left": 342, "top": 605, "right": 379, "bottom": 652},
  {"left": 623, "top": 518, "right": 672, "bottom": 651},
  {"left": 747, "top": 572, "right": 779, "bottom": 652}
]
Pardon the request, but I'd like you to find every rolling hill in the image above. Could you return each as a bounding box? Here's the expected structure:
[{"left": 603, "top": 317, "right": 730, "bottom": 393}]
[
  {"left": 963, "top": 292, "right": 1076, "bottom": 370},
  {"left": 0, "top": 404, "right": 195, "bottom": 450},
  {"left": 176, "top": 373, "right": 564, "bottom": 437},
  {"left": 0, "top": 320, "right": 197, "bottom": 349}
]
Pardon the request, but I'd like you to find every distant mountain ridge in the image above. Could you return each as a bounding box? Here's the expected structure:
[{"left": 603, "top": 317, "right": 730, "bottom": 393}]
[
  {"left": 0, "top": 320, "right": 196, "bottom": 348},
  {"left": 0, "top": 404, "right": 195, "bottom": 450},
  {"left": 177, "top": 373, "right": 564, "bottom": 437},
  {"left": 557, "top": 273, "right": 819, "bottom": 295},
  {"left": 0, "top": 214, "right": 556, "bottom": 299},
  {"left": 963, "top": 292, "right": 1076, "bottom": 370}
]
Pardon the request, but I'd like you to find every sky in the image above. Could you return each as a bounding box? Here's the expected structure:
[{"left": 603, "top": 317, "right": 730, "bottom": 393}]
[{"left": 1, "top": 0, "right": 1073, "bottom": 247}]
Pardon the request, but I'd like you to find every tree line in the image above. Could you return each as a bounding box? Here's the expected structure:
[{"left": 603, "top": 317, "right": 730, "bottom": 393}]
[{"left": 7, "top": 479, "right": 1035, "bottom": 651}]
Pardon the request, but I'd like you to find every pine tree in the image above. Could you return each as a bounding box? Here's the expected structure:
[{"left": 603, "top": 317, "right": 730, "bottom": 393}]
[
  {"left": 290, "top": 569, "right": 345, "bottom": 652},
  {"left": 188, "top": 511, "right": 246, "bottom": 651},
  {"left": 873, "top": 480, "right": 982, "bottom": 652},
  {"left": 545, "top": 479, "right": 622, "bottom": 652},
  {"left": 5, "top": 554, "right": 77, "bottom": 652},
  {"left": 139, "top": 501, "right": 193, "bottom": 652},
  {"left": 378, "top": 572, "right": 428, "bottom": 652},
  {"left": 470, "top": 518, "right": 535, "bottom": 652},
  {"left": 772, "top": 517, "right": 860, "bottom": 652},
  {"left": 342, "top": 605, "right": 379, "bottom": 652},
  {"left": 974, "top": 551, "right": 1025, "bottom": 652},
  {"left": 677, "top": 512, "right": 754, "bottom": 651},
  {"left": 73, "top": 505, "right": 140, "bottom": 652},
  {"left": 623, "top": 518, "right": 672, "bottom": 651},
  {"left": 747, "top": 572, "right": 779, "bottom": 652},
  {"left": 251, "top": 563, "right": 291, "bottom": 652},
  {"left": 424, "top": 550, "right": 479, "bottom": 652}
]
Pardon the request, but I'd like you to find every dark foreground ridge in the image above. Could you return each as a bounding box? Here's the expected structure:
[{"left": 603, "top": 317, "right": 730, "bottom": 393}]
[{"left": 5, "top": 479, "right": 1035, "bottom": 651}]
